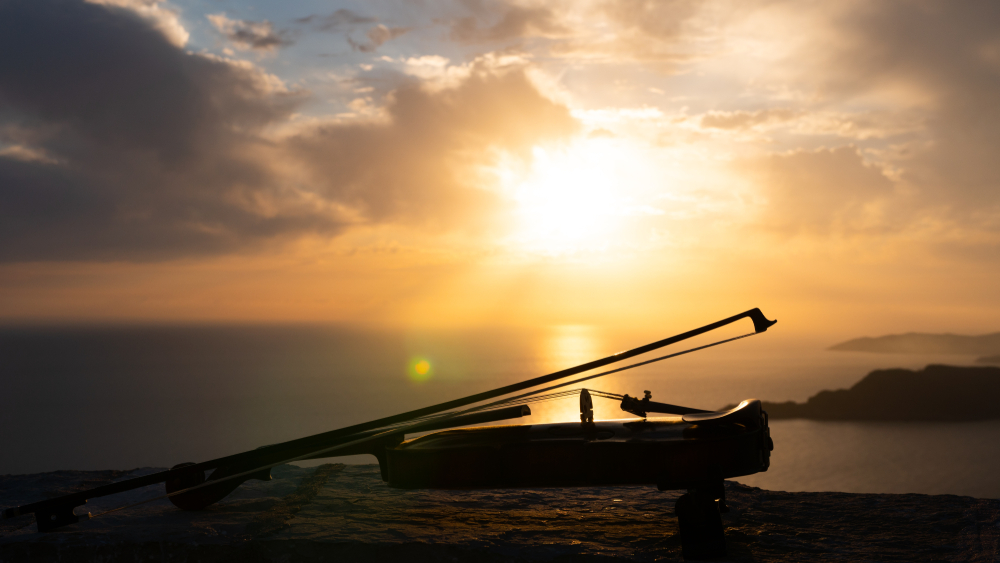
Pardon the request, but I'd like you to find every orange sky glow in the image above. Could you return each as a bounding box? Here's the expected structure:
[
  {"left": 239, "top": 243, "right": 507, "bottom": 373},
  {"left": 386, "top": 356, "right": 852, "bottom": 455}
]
[{"left": 1, "top": 0, "right": 998, "bottom": 341}]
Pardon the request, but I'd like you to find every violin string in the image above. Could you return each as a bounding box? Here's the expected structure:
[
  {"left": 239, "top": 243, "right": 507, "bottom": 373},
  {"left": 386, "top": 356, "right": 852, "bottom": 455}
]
[
  {"left": 404, "top": 331, "right": 756, "bottom": 423},
  {"left": 583, "top": 390, "right": 624, "bottom": 401},
  {"left": 484, "top": 388, "right": 623, "bottom": 407},
  {"left": 351, "top": 334, "right": 732, "bottom": 428},
  {"left": 462, "top": 389, "right": 615, "bottom": 413},
  {"left": 86, "top": 330, "right": 756, "bottom": 521},
  {"left": 454, "top": 331, "right": 757, "bottom": 415}
]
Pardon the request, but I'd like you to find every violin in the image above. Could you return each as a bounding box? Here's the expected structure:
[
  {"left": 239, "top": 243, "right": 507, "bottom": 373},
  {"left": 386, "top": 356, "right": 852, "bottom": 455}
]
[{"left": 3, "top": 308, "right": 776, "bottom": 561}]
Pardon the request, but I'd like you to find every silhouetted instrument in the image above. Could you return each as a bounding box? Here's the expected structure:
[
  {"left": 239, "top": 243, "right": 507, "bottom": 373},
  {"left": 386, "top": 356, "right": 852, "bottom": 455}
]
[{"left": 3, "top": 308, "right": 776, "bottom": 561}]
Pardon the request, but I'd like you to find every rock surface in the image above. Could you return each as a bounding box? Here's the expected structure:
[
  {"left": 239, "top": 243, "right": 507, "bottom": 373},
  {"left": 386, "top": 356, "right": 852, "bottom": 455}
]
[{"left": 2, "top": 464, "right": 999, "bottom": 562}]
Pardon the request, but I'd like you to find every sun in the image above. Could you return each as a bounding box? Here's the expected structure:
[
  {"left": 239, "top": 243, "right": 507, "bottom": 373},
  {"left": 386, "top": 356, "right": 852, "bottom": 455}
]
[{"left": 496, "top": 136, "right": 661, "bottom": 255}]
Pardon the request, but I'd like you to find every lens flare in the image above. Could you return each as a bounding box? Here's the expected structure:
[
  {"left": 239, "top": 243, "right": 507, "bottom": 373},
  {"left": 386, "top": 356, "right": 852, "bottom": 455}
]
[{"left": 408, "top": 357, "right": 433, "bottom": 382}]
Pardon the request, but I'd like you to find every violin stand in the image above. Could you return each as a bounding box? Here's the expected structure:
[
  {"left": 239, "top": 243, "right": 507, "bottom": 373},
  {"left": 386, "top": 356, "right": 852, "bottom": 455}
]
[{"left": 674, "top": 481, "right": 727, "bottom": 561}]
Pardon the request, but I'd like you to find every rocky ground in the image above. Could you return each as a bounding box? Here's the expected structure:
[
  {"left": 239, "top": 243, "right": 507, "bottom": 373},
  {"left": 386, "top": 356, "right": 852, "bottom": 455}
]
[{"left": 1, "top": 464, "right": 998, "bottom": 562}]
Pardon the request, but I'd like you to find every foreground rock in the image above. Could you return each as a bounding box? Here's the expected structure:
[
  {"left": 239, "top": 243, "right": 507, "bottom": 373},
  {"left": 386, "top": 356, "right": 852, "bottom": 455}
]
[
  {"left": 753, "top": 365, "right": 1000, "bottom": 421},
  {"left": 2, "top": 464, "right": 998, "bottom": 562}
]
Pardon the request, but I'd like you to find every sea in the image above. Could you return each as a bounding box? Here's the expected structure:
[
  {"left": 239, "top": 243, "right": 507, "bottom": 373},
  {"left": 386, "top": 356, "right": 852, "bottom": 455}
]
[{"left": 2, "top": 323, "right": 998, "bottom": 498}]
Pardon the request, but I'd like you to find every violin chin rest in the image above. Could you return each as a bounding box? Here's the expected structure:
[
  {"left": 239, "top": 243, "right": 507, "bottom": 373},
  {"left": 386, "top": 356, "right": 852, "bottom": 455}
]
[{"left": 682, "top": 399, "right": 761, "bottom": 427}]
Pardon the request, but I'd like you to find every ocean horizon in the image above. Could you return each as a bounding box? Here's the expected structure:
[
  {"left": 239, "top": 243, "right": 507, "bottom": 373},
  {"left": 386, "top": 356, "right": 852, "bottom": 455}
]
[{"left": 2, "top": 323, "right": 998, "bottom": 498}]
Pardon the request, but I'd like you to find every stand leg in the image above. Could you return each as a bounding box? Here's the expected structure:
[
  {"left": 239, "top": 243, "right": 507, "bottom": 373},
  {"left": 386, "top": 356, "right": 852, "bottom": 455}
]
[{"left": 674, "top": 484, "right": 727, "bottom": 560}]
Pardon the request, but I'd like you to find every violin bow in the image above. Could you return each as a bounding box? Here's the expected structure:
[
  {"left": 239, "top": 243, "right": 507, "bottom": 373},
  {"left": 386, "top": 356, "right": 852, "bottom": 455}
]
[{"left": 3, "top": 307, "right": 775, "bottom": 530}]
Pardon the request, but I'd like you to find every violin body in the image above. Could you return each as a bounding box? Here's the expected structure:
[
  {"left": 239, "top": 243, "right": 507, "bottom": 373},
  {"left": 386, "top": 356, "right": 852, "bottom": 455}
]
[{"left": 386, "top": 399, "right": 771, "bottom": 490}]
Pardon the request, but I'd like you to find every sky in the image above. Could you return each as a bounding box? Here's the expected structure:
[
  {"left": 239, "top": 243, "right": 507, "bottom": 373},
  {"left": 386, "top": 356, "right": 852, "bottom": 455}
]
[{"left": 1, "top": 0, "right": 998, "bottom": 338}]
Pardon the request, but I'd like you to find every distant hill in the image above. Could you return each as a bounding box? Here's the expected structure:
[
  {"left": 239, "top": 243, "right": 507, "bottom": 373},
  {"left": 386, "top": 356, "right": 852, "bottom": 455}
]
[
  {"left": 829, "top": 332, "right": 1000, "bottom": 354},
  {"left": 748, "top": 365, "right": 1000, "bottom": 421},
  {"left": 977, "top": 355, "right": 1000, "bottom": 365}
]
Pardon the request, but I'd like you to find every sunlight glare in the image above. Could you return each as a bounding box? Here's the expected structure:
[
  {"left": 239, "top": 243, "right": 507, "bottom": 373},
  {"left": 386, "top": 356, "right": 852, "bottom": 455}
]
[
  {"left": 499, "top": 137, "right": 662, "bottom": 255},
  {"left": 531, "top": 325, "right": 603, "bottom": 423}
]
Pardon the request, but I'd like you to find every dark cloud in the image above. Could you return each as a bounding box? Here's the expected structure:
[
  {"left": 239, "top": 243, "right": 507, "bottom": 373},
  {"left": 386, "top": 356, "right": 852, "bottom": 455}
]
[
  {"left": 296, "top": 9, "right": 377, "bottom": 31},
  {"left": 294, "top": 9, "right": 404, "bottom": 53},
  {"left": 820, "top": 1, "right": 1000, "bottom": 214},
  {"left": 0, "top": 1, "right": 298, "bottom": 160},
  {"left": 720, "top": 1, "right": 1000, "bottom": 243},
  {"left": 349, "top": 24, "right": 410, "bottom": 53},
  {"left": 207, "top": 14, "right": 294, "bottom": 51},
  {"left": 0, "top": 0, "right": 337, "bottom": 261},
  {"left": 0, "top": 0, "right": 578, "bottom": 263}
]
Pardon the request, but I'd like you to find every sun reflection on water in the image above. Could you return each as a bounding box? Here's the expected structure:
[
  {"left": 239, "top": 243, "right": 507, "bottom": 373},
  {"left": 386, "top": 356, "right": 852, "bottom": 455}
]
[
  {"left": 530, "top": 325, "right": 623, "bottom": 424},
  {"left": 543, "top": 325, "right": 600, "bottom": 372}
]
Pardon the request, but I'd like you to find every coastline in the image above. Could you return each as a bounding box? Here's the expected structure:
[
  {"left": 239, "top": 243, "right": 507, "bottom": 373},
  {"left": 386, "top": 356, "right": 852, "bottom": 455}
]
[{"left": 727, "top": 365, "right": 1000, "bottom": 421}]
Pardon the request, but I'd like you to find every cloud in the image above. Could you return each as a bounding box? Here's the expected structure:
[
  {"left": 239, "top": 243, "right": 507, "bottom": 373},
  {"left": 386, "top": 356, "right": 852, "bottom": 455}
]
[
  {"left": 294, "top": 8, "right": 406, "bottom": 53},
  {"left": 0, "top": 0, "right": 317, "bottom": 261},
  {"left": 743, "top": 146, "right": 896, "bottom": 234},
  {"left": 0, "top": 144, "right": 60, "bottom": 164},
  {"left": 296, "top": 8, "right": 377, "bottom": 31},
  {"left": 710, "top": 0, "right": 999, "bottom": 254},
  {"left": 86, "top": 0, "right": 189, "bottom": 47},
  {"left": 866, "top": 3, "right": 999, "bottom": 213},
  {"left": 0, "top": 1, "right": 299, "bottom": 159},
  {"left": 207, "top": 13, "right": 293, "bottom": 51},
  {"left": 634, "top": 0, "right": 1000, "bottom": 248},
  {"left": 774, "top": 1, "right": 1000, "bottom": 220},
  {"left": 285, "top": 66, "right": 579, "bottom": 228},
  {"left": 0, "top": 0, "right": 578, "bottom": 263},
  {"left": 446, "top": 4, "right": 567, "bottom": 43},
  {"left": 550, "top": 0, "right": 710, "bottom": 64},
  {"left": 349, "top": 24, "right": 410, "bottom": 53},
  {"left": 601, "top": 0, "right": 703, "bottom": 43},
  {"left": 438, "top": 0, "right": 724, "bottom": 68},
  {"left": 700, "top": 109, "right": 801, "bottom": 130}
]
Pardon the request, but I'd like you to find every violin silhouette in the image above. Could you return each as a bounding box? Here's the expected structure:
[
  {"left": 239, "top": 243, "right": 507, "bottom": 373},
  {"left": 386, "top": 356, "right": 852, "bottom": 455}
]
[{"left": 4, "top": 308, "right": 776, "bottom": 561}]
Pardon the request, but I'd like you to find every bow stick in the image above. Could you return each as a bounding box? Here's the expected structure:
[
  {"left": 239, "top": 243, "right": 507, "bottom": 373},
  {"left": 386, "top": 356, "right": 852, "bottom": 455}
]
[{"left": 3, "top": 307, "right": 775, "bottom": 530}]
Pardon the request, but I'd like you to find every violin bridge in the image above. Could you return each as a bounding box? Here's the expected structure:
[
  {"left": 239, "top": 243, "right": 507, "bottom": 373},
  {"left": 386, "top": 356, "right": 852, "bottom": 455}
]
[{"left": 579, "top": 389, "right": 594, "bottom": 423}]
